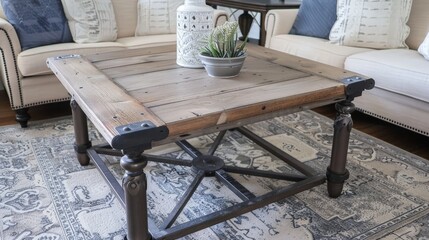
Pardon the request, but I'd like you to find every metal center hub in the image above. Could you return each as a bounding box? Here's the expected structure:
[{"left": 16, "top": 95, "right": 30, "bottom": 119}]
[{"left": 192, "top": 155, "right": 225, "bottom": 176}]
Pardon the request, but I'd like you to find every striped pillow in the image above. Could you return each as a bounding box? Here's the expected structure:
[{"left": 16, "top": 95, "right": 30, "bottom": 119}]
[
  {"left": 329, "top": 0, "right": 413, "bottom": 49},
  {"left": 61, "top": 0, "right": 118, "bottom": 43},
  {"left": 418, "top": 32, "right": 429, "bottom": 60},
  {"left": 289, "top": 0, "right": 337, "bottom": 39},
  {"left": 135, "top": 0, "right": 184, "bottom": 36}
]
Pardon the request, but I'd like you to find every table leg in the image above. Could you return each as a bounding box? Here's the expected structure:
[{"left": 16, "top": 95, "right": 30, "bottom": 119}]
[
  {"left": 70, "top": 99, "right": 91, "bottom": 166},
  {"left": 121, "top": 151, "right": 150, "bottom": 240},
  {"left": 326, "top": 101, "right": 353, "bottom": 198},
  {"left": 238, "top": 11, "right": 253, "bottom": 41},
  {"left": 259, "top": 12, "right": 267, "bottom": 46}
]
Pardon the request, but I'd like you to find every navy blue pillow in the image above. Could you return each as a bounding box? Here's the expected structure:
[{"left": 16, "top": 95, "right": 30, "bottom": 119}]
[
  {"left": 290, "top": 0, "right": 337, "bottom": 39},
  {"left": 1, "top": 0, "right": 72, "bottom": 50}
]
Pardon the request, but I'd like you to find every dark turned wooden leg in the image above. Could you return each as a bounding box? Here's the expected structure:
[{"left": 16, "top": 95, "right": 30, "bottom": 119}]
[
  {"left": 15, "top": 108, "right": 30, "bottom": 128},
  {"left": 121, "top": 151, "right": 150, "bottom": 240},
  {"left": 70, "top": 99, "right": 91, "bottom": 166},
  {"left": 238, "top": 11, "right": 253, "bottom": 41},
  {"left": 327, "top": 101, "right": 354, "bottom": 198}
]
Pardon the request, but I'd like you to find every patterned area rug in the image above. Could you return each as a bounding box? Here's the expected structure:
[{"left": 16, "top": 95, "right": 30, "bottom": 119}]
[{"left": 0, "top": 111, "right": 428, "bottom": 240}]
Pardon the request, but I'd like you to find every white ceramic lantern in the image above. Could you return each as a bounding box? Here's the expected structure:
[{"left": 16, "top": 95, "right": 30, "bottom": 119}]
[{"left": 176, "top": 0, "right": 214, "bottom": 68}]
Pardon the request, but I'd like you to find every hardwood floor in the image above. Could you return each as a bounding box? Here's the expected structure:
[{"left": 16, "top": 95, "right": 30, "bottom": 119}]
[
  {"left": 1, "top": 90, "right": 428, "bottom": 160},
  {"left": 313, "top": 105, "right": 429, "bottom": 160},
  {"left": 0, "top": 90, "right": 71, "bottom": 126}
]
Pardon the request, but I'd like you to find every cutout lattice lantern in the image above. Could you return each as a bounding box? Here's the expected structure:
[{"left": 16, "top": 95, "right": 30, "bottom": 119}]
[{"left": 176, "top": 0, "right": 214, "bottom": 68}]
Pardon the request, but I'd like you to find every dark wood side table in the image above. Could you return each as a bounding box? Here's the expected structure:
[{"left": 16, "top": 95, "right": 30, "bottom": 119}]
[{"left": 207, "top": 0, "right": 301, "bottom": 46}]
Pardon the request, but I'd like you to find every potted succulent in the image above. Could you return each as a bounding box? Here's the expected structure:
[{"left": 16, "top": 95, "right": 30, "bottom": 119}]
[{"left": 199, "top": 21, "right": 247, "bottom": 78}]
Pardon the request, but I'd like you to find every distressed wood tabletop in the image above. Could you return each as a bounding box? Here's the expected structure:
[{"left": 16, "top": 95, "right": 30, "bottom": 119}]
[{"left": 47, "top": 44, "right": 363, "bottom": 146}]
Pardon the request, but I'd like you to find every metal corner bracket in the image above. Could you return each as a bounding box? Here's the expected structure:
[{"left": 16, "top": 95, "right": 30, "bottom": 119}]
[
  {"left": 111, "top": 121, "right": 169, "bottom": 151},
  {"left": 341, "top": 76, "right": 375, "bottom": 101},
  {"left": 54, "top": 54, "right": 81, "bottom": 60}
]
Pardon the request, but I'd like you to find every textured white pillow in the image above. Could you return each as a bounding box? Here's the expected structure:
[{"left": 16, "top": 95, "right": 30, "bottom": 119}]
[
  {"left": 329, "top": 0, "right": 413, "bottom": 49},
  {"left": 135, "top": 0, "right": 184, "bottom": 36},
  {"left": 418, "top": 32, "right": 429, "bottom": 60},
  {"left": 61, "top": 0, "right": 118, "bottom": 43}
]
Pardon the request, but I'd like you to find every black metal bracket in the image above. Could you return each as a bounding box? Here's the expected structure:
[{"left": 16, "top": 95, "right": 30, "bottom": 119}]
[
  {"left": 341, "top": 76, "right": 375, "bottom": 101},
  {"left": 54, "top": 54, "right": 81, "bottom": 60},
  {"left": 92, "top": 125, "right": 331, "bottom": 239},
  {"left": 326, "top": 167, "right": 350, "bottom": 183},
  {"left": 111, "top": 121, "right": 169, "bottom": 151},
  {"left": 74, "top": 142, "right": 92, "bottom": 154}
]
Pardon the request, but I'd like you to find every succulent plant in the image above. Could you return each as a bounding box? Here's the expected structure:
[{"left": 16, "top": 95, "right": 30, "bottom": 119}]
[{"left": 200, "top": 21, "right": 247, "bottom": 58}]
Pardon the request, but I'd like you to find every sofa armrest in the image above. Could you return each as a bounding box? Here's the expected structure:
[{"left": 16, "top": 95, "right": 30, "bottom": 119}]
[
  {"left": 265, "top": 9, "right": 299, "bottom": 48},
  {"left": 0, "top": 17, "right": 23, "bottom": 108},
  {"left": 213, "top": 9, "right": 228, "bottom": 27}
]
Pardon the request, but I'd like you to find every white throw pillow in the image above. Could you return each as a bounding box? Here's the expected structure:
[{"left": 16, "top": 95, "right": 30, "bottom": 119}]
[
  {"left": 329, "top": 0, "right": 413, "bottom": 49},
  {"left": 61, "top": 0, "right": 118, "bottom": 43},
  {"left": 135, "top": 0, "right": 184, "bottom": 36},
  {"left": 418, "top": 32, "right": 429, "bottom": 60}
]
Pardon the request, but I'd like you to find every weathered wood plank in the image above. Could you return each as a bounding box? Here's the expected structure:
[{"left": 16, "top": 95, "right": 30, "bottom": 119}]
[
  {"left": 112, "top": 67, "right": 201, "bottom": 92},
  {"left": 149, "top": 76, "right": 345, "bottom": 137},
  {"left": 103, "top": 59, "right": 179, "bottom": 79},
  {"left": 153, "top": 99, "right": 339, "bottom": 145},
  {"left": 87, "top": 45, "right": 177, "bottom": 62},
  {"left": 125, "top": 56, "right": 310, "bottom": 106},
  {"left": 246, "top": 44, "right": 366, "bottom": 81},
  {"left": 47, "top": 55, "right": 166, "bottom": 145},
  {"left": 94, "top": 52, "right": 177, "bottom": 70}
]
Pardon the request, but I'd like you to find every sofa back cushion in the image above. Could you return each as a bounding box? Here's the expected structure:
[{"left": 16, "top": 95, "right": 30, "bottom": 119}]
[
  {"left": 135, "top": 0, "right": 183, "bottom": 36},
  {"left": 0, "top": 4, "right": 5, "bottom": 19},
  {"left": 1, "top": 0, "right": 73, "bottom": 50},
  {"left": 329, "top": 0, "right": 412, "bottom": 49},
  {"left": 289, "top": 0, "right": 337, "bottom": 39},
  {"left": 112, "top": 0, "right": 138, "bottom": 38},
  {"left": 417, "top": 33, "right": 429, "bottom": 60},
  {"left": 405, "top": 0, "right": 429, "bottom": 50},
  {"left": 61, "top": 0, "right": 117, "bottom": 43}
]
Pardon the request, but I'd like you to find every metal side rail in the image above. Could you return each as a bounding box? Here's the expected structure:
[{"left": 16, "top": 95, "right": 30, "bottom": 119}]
[{"left": 87, "top": 124, "right": 325, "bottom": 239}]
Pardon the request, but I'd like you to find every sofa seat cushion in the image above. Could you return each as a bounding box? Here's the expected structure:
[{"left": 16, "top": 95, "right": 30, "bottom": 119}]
[
  {"left": 116, "top": 35, "right": 176, "bottom": 48},
  {"left": 269, "top": 34, "right": 373, "bottom": 68},
  {"left": 18, "top": 35, "right": 177, "bottom": 77},
  {"left": 18, "top": 42, "right": 125, "bottom": 76},
  {"left": 345, "top": 49, "right": 429, "bottom": 103}
]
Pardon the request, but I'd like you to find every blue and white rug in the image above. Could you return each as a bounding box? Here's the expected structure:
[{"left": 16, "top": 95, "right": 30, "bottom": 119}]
[{"left": 0, "top": 111, "right": 428, "bottom": 239}]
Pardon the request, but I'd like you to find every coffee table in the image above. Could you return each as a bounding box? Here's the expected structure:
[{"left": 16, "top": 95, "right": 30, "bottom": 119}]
[{"left": 47, "top": 44, "right": 374, "bottom": 240}]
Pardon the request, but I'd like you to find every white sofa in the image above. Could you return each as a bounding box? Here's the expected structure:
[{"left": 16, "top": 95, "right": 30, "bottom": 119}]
[
  {"left": 265, "top": 0, "right": 429, "bottom": 137},
  {"left": 0, "top": 0, "right": 227, "bottom": 127}
]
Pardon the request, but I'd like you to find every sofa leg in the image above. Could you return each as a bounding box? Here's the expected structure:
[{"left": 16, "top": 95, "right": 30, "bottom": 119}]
[{"left": 16, "top": 108, "right": 30, "bottom": 128}]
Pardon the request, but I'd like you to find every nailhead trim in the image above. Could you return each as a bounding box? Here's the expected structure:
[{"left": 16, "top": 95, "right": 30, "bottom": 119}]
[
  {"left": 356, "top": 107, "right": 429, "bottom": 137},
  {"left": 10, "top": 97, "right": 71, "bottom": 110},
  {"left": 0, "top": 27, "right": 21, "bottom": 107}
]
